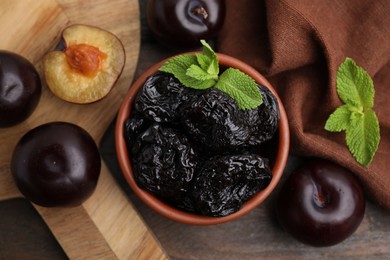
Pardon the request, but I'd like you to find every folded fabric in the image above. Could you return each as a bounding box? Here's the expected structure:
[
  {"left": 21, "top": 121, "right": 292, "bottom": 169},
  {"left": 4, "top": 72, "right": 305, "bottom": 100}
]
[{"left": 219, "top": 0, "right": 390, "bottom": 210}]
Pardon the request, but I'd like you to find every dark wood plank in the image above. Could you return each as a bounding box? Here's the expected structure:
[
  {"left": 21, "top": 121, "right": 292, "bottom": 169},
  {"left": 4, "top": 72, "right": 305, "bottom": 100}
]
[{"left": 0, "top": 199, "right": 68, "bottom": 260}]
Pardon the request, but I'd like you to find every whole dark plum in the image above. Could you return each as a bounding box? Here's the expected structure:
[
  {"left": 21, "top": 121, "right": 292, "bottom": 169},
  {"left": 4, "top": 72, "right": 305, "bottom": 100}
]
[
  {"left": 147, "top": 0, "right": 225, "bottom": 48},
  {"left": 276, "top": 159, "right": 365, "bottom": 247},
  {"left": 11, "top": 122, "right": 101, "bottom": 207},
  {"left": 0, "top": 51, "right": 41, "bottom": 127},
  {"left": 192, "top": 154, "right": 272, "bottom": 217}
]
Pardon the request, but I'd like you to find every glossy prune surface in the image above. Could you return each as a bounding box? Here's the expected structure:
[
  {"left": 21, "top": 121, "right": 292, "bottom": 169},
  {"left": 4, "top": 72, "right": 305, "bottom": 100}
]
[
  {"left": 131, "top": 123, "right": 198, "bottom": 198},
  {"left": 180, "top": 85, "right": 279, "bottom": 153},
  {"left": 243, "top": 85, "right": 280, "bottom": 145},
  {"left": 133, "top": 72, "right": 191, "bottom": 124},
  {"left": 125, "top": 72, "right": 199, "bottom": 147},
  {"left": 192, "top": 154, "right": 272, "bottom": 216},
  {"left": 0, "top": 51, "right": 41, "bottom": 127}
]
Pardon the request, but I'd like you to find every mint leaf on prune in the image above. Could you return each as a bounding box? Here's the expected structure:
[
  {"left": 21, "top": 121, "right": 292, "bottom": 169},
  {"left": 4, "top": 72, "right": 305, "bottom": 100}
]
[
  {"left": 159, "top": 52, "right": 216, "bottom": 90},
  {"left": 215, "top": 67, "right": 263, "bottom": 110},
  {"left": 180, "top": 84, "right": 279, "bottom": 153},
  {"left": 159, "top": 40, "right": 263, "bottom": 109},
  {"left": 192, "top": 154, "right": 272, "bottom": 217}
]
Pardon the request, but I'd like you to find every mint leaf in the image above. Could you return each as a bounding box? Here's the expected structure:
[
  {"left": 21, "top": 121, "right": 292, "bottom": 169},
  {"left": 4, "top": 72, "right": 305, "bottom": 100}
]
[
  {"left": 195, "top": 53, "right": 219, "bottom": 79},
  {"left": 337, "top": 57, "right": 374, "bottom": 108},
  {"left": 199, "top": 40, "right": 219, "bottom": 76},
  {"left": 159, "top": 40, "right": 263, "bottom": 109},
  {"left": 325, "top": 57, "right": 380, "bottom": 167},
  {"left": 180, "top": 74, "right": 216, "bottom": 90},
  {"left": 186, "top": 64, "right": 218, "bottom": 81},
  {"left": 207, "top": 58, "right": 219, "bottom": 76},
  {"left": 325, "top": 104, "right": 354, "bottom": 132},
  {"left": 196, "top": 53, "right": 212, "bottom": 71},
  {"left": 159, "top": 54, "right": 214, "bottom": 89},
  {"left": 215, "top": 68, "right": 263, "bottom": 110},
  {"left": 159, "top": 53, "right": 198, "bottom": 81},
  {"left": 345, "top": 109, "right": 380, "bottom": 167}
]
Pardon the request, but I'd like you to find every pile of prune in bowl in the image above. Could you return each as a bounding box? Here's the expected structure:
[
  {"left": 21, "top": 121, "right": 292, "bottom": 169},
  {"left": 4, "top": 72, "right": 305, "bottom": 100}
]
[{"left": 115, "top": 53, "right": 290, "bottom": 225}]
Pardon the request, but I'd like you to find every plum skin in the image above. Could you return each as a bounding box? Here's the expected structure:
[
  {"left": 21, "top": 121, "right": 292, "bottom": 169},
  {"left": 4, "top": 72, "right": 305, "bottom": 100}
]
[
  {"left": 11, "top": 122, "right": 101, "bottom": 207},
  {"left": 276, "top": 159, "right": 365, "bottom": 247},
  {"left": 147, "top": 0, "right": 225, "bottom": 48},
  {"left": 0, "top": 51, "right": 41, "bottom": 127}
]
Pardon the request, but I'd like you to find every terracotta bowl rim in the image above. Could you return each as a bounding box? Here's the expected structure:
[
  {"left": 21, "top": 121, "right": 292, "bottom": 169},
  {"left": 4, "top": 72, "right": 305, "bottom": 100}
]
[{"left": 115, "top": 52, "right": 290, "bottom": 225}]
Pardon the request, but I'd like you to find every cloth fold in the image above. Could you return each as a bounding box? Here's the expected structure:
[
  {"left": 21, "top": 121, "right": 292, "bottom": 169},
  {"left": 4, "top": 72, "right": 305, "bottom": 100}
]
[{"left": 219, "top": 0, "right": 390, "bottom": 210}]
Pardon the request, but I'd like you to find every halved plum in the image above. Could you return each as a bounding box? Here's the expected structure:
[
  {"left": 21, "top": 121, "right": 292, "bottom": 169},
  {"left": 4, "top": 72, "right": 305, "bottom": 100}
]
[{"left": 43, "top": 24, "right": 125, "bottom": 104}]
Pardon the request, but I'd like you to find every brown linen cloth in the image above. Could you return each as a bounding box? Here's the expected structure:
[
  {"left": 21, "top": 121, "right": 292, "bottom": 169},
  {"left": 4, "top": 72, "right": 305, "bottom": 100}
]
[{"left": 218, "top": 0, "right": 390, "bottom": 210}]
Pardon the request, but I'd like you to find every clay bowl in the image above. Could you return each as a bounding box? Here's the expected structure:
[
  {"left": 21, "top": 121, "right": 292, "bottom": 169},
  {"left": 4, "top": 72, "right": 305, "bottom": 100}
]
[{"left": 115, "top": 53, "right": 290, "bottom": 225}]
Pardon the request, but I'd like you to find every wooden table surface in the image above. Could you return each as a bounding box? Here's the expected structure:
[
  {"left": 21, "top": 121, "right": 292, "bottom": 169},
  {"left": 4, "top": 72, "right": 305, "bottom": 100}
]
[{"left": 1, "top": 1, "right": 390, "bottom": 259}]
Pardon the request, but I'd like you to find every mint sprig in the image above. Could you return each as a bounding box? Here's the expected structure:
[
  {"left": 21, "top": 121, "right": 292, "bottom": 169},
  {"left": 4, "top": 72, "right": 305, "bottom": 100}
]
[
  {"left": 325, "top": 57, "right": 380, "bottom": 167},
  {"left": 159, "top": 40, "right": 262, "bottom": 110},
  {"left": 215, "top": 68, "right": 262, "bottom": 110}
]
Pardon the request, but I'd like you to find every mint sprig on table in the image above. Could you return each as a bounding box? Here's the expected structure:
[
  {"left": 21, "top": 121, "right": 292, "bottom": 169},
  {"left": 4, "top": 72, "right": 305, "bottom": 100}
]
[
  {"left": 325, "top": 57, "right": 380, "bottom": 167},
  {"left": 159, "top": 40, "right": 263, "bottom": 110}
]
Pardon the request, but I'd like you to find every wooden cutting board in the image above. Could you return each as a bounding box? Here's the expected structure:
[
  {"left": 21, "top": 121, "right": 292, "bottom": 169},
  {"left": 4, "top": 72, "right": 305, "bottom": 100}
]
[{"left": 0, "top": 0, "right": 167, "bottom": 259}]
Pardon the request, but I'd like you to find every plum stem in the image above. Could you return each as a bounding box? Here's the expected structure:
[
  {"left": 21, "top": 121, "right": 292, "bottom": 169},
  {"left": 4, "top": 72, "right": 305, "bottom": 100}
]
[
  {"left": 311, "top": 180, "right": 329, "bottom": 208},
  {"left": 192, "top": 6, "right": 208, "bottom": 19}
]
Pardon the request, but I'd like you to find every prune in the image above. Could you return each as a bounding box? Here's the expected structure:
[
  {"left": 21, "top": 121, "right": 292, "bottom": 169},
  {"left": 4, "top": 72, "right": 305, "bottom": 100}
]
[
  {"left": 131, "top": 123, "right": 198, "bottom": 198},
  {"left": 244, "top": 85, "right": 280, "bottom": 145},
  {"left": 133, "top": 72, "right": 197, "bottom": 124},
  {"left": 125, "top": 71, "right": 279, "bottom": 217},
  {"left": 180, "top": 88, "right": 243, "bottom": 152},
  {"left": 124, "top": 113, "right": 151, "bottom": 148},
  {"left": 180, "top": 85, "right": 279, "bottom": 153},
  {"left": 167, "top": 194, "right": 198, "bottom": 213},
  {"left": 0, "top": 51, "right": 41, "bottom": 127},
  {"left": 192, "top": 154, "right": 272, "bottom": 216}
]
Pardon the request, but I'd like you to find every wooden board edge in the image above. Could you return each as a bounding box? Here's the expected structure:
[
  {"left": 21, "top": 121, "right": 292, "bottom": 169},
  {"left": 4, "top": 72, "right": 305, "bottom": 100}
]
[{"left": 36, "top": 162, "right": 167, "bottom": 259}]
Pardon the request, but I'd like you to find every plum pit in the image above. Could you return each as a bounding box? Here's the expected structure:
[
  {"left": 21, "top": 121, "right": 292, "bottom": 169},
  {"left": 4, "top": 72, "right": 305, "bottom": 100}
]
[{"left": 65, "top": 44, "right": 107, "bottom": 77}]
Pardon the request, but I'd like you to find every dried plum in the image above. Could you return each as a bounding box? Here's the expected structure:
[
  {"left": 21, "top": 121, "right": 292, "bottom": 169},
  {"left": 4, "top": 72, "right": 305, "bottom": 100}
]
[
  {"left": 166, "top": 194, "right": 198, "bottom": 213},
  {"left": 133, "top": 72, "right": 197, "bottom": 124},
  {"left": 124, "top": 113, "right": 150, "bottom": 148},
  {"left": 124, "top": 71, "right": 279, "bottom": 217},
  {"left": 125, "top": 72, "right": 196, "bottom": 148},
  {"left": 131, "top": 123, "right": 198, "bottom": 198},
  {"left": 180, "top": 85, "right": 279, "bottom": 153},
  {"left": 244, "top": 85, "right": 280, "bottom": 146},
  {"left": 180, "top": 88, "right": 247, "bottom": 152},
  {"left": 192, "top": 154, "right": 272, "bottom": 217}
]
